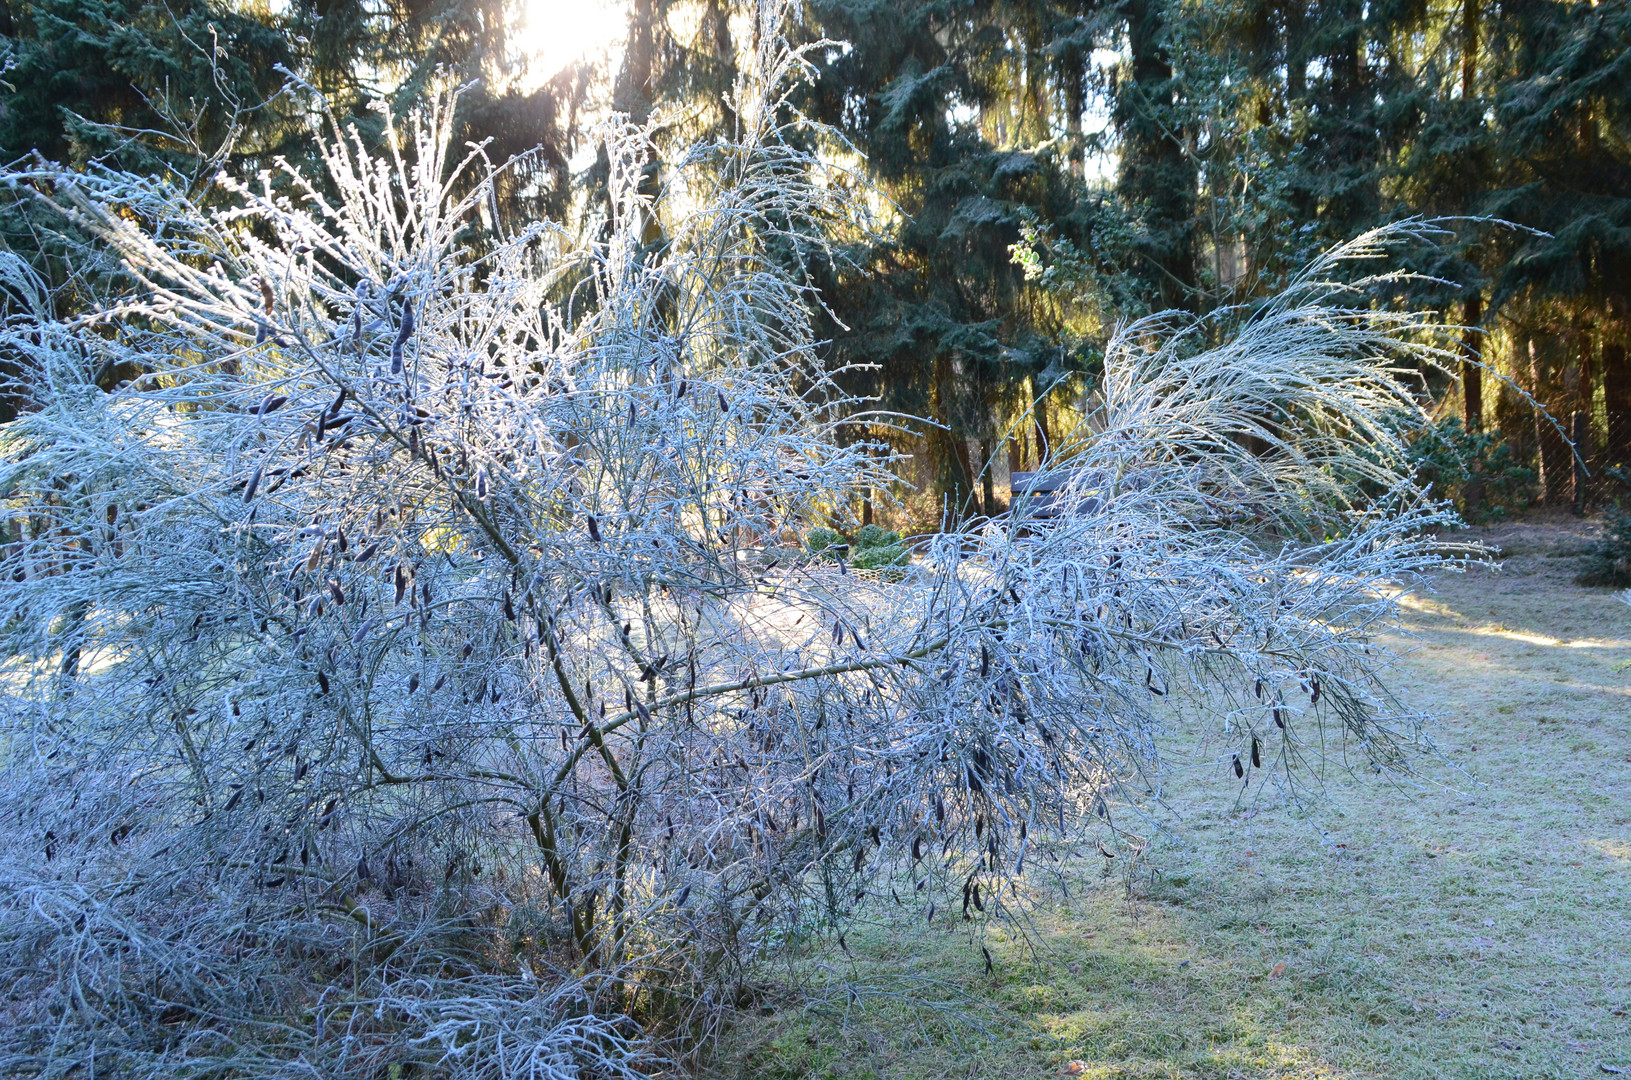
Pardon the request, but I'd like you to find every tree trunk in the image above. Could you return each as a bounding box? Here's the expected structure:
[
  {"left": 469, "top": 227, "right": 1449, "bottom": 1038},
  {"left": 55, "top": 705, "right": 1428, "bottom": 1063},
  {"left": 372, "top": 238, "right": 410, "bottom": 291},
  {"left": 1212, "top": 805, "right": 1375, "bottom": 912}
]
[
  {"left": 1461, "top": 0, "right": 1478, "bottom": 100},
  {"left": 1533, "top": 333, "right": 1570, "bottom": 504},
  {"left": 1032, "top": 377, "right": 1051, "bottom": 468},
  {"left": 1286, "top": 0, "right": 1307, "bottom": 99},
  {"left": 1572, "top": 411, "right": 1590, "bottom": 515},
  {"left": 1577, "top": 324, "right": 1595, "bottom": 417},
  {"left": 1117, "top": 0, "right": 1197, "bottom": 311},
  {"left": 1603, "top": 341, "right": 1630, "bottom": 473},
  {"left": 1460, "top": 295, "right": 1486, "bottom": 513},
  {"left": 979, "top": 440, "right": 996, "bottom": 518},
  {"left": 1462, "top": 293, "right": 1484, "bottom": 431}
]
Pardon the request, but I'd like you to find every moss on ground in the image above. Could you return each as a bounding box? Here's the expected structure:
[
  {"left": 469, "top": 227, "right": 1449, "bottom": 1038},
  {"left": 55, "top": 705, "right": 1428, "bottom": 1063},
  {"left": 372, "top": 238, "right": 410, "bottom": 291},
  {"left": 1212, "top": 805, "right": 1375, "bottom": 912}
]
[{"left": 708, "top": 515, "right": 1631, "bottom": 1080}]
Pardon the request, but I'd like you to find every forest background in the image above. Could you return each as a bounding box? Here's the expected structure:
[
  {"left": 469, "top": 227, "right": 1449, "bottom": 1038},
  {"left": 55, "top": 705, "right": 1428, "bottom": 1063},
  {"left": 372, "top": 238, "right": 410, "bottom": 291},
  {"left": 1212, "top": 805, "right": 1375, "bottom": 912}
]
[{"left": 1, "top": 0, "right": 1627, "bottom": 525}]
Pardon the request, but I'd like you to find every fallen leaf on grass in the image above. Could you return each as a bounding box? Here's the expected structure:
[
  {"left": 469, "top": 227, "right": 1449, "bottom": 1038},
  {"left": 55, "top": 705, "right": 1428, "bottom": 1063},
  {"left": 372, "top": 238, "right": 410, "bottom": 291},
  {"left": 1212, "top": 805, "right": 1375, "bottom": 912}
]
[
  {"left": 1269, "top": 962, "right": 1287, "bottom": 978},
  {"left": 1059, "top": 1063, "right": 1087, "bottom": 1077}
]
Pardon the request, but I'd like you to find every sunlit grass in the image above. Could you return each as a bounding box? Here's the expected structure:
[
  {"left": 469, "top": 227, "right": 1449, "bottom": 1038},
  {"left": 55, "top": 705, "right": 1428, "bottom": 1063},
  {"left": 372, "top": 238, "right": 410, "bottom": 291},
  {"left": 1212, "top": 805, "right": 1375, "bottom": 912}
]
[{"left": 708, "top": 517, "right": 1631, "bottom": 1080}]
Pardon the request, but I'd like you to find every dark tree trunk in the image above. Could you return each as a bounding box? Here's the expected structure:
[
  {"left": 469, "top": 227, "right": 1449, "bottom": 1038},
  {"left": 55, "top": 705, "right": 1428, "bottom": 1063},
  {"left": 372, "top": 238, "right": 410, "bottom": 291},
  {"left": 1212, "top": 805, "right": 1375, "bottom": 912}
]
[
  {"left": 1572, "top": 411, "right": 1590, "bottom": 515},
  {"left": 1603, "top": 341, "right": 1631, "bottom": 473},
  {"left": 1461, "top": 294, "right": 1486, "bottom": 512},
  {"left": 1117, "top": 0, "right": 1197, "bottom": 312},
  {"left": 1461, "top": 0, "right": 1478, "bottom": 101},
  {"left": 1462, "top": 293, "right": 1484, "bottom": 431},
  {"left": 1533, "top": 334, "right": 1571, "bottom": 504}
]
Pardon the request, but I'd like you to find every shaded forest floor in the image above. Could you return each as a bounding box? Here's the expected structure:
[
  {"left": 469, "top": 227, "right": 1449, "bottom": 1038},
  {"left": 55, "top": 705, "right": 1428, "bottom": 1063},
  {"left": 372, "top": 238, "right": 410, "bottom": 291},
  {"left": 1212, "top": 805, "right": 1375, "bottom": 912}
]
[{"left": 708, "top": 515, "right": 1631, "bottom": 1080}]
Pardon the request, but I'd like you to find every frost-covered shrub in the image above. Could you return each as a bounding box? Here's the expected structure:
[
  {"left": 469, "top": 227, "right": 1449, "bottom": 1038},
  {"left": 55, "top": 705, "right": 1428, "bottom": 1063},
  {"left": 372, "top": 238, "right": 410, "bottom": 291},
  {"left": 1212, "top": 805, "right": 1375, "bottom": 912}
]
[{"left": 0, "top": 7, "right": 1473, "bottom": 1073}]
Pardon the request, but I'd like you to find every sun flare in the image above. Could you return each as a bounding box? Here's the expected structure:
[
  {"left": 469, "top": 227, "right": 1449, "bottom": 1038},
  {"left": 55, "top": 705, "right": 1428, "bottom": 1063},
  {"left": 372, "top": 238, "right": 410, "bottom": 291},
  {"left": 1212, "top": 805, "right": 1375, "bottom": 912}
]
[{"left": 513, "top": 0, "right": 628, "bottom": 87}]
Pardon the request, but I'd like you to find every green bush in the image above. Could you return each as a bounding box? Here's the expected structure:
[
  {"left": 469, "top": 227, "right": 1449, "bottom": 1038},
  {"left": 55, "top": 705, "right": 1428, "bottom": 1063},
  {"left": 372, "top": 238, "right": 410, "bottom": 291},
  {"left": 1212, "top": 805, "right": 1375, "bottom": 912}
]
[
  {"left": 804, "top": 526, "right": 846, "bottom": 556},
  {"left": 854, "top": 524, "right": 896, "bottom": 549},
  {"left": 805, "top": 524, "right": 910, "bottom": 569},
  {"left": 1406, "top": 418, "right": 1535, "bottom": 522},
  {"left": 1577, "top": 497, "right": 1631, "bottom": 587},
  {"left": 852, "top": 541, "right": 909, "bottom": 570}
]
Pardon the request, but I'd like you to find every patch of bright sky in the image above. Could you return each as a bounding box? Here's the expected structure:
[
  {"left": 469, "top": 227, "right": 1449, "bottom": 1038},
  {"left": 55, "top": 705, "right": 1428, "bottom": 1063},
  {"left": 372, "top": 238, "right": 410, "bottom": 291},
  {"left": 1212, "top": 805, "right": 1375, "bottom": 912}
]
[{"left": 513, "top": 0, "right": 629, "bottom": 91}]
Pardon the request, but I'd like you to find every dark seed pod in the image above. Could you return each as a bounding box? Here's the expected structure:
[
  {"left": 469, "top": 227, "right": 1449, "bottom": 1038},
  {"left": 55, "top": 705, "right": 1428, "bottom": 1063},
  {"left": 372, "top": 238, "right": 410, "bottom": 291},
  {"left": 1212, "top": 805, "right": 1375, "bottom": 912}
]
[
  {"left": 675, "top": 378, "right": 687, "bottom": 399},
  {"left": 717, "top": 389, "right": 728, "bottom": 413},
  {"left": 926, "top": 902, "right": 935, "bottom": 924},
  {"left": 1233, "top": 754, "right": 1244, "bottom": 778},
  {"left": 912, "top": 835, "right": 924, "bottom": 861},
  {"left": 394, "top": 564, "right": 407, "bottom": 605},
  {"left": 256, "top": 394, "right": 287, "bottom": 417},
  {"left": 432, "top": 673, "right": 446, "bottom": 693},
  {"left": 223, "top": 789, "right": 242, "bottom": 813},
  {"left": 243, "top": 464, "right": 263, "bottom": 503},
  {"left": 390, "top": 300, "right": 414, "bottom": 375},
  {"left": 1255, "top": 679, "right": 1263, "bottom": 700},
  {"left": 408, "top": 674, "right": 420, "bottom": 693},
  {"left": 336, "top": 527, "right": 347, "bottom": 554},
  {"left": 972, "top": 884, "right": 984, "bottom": 912},
  {"left": 980, "top": 645, "right": 989, "bottom": 679},
  {"left": 675, "top": 884, "right": 690, "bottom": 908},
  {"left": 983, "top": 945, "right": 994, "bottom": 975},
  {"left": 356, "top": 541, "right": 379, "bottom": 563},
  {"left": 1251, "top": 736, "right": 1261, "bottom": 769},
  {"left": 1273, "top": 707, "right": 1285, "bottom": 729},
  {"left": 329, "top": 579, "right": 345, "bottom": 605},
  {"left": 586, "top": 515, "right": 601, "bottom": 543},
  {"left": 1310, "top": 677, "right": 1321, "bottom": 705},
  {"left": 832, "top": 618, "right": 843, "bottom": 644},
  {"left": 356, "top": 855, "right": 370, "bottom": 881},
  {"left": 503, "top": 593, "right": 515, "bottom": 621},
  {"left": 317, "top": 671, "right": 330, "bottom": 695}
]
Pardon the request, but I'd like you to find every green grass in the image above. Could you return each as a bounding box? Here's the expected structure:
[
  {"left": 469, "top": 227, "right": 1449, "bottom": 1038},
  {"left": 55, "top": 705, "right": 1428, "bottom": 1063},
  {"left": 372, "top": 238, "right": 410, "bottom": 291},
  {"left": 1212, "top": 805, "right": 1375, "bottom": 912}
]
[{"left": 708, "top": 516, "right": 1631, "bottom": 1079}]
